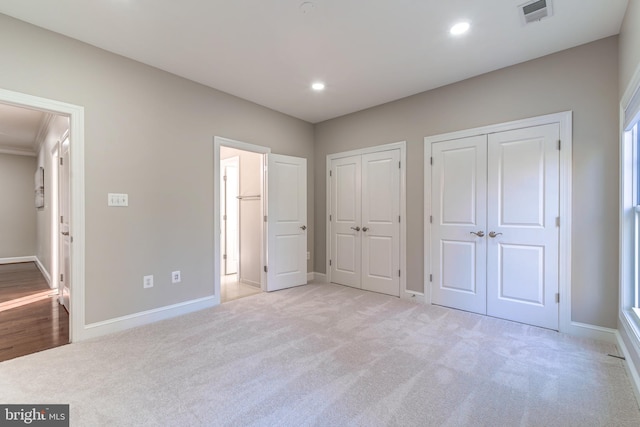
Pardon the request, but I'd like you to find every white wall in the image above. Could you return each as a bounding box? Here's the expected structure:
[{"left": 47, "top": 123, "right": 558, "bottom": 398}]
[{"left": 0, "top": 153, "right": 37, "bottom": 258}]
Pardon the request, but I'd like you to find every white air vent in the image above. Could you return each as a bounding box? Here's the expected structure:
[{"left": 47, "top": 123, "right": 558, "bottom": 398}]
[{"left": 519, "top": 0, "right": 553, "bottom": 24}]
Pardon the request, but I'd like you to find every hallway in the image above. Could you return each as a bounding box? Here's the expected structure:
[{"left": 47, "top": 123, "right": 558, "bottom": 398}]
[{"left": 0, "top": 262, "right": 69, "bottom": 362}]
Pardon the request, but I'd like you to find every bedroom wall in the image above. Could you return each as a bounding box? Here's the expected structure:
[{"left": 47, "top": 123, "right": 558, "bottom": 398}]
[
  {"left": 0, "top": 153, "right": 37, "bottom": 259},
  {"left": 0, "top": 13, "right": 314, "bottom": 324},
  {"left": 314, "top": 36, "right": 620, "bottom": 329}
]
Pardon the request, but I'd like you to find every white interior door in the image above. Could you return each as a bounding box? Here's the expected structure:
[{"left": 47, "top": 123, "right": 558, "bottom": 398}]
[
  {"left": 58, "top": 137, "right": 71, "bottom": 311},
  {"left": 330, "top": 155, "right": 361, "bottom": 288},
  {"left": 266, "top": 153, "right": 307, "bottom": 291},
  {"left": 431, "top": 136, "right": 487, "bottom": 314},
  {"left": 361, "top": 150, "right": 400, "bottom": 296},
  {"left": 221, "top": 157, "right": 239, "bottom": 275},
  {"left": 486, "top": 124, "right": 559, "bottom": 330}
]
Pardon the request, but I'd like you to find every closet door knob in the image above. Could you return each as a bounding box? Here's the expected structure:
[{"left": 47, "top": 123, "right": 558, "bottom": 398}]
[
  {"left": 470, "top": 231, "right": 485, "bottom": 237},
  {"left": 362, "top": 227, "right": 369, "bottom": 232},
  {"left": 300, "top": 225, "right": 307, "bottom": 230},
  {"left": 350, "top": 226, "right": 361, "bottom": 231},
  {"left": 488, "top": 231, "right": 502, "bottom": 238}
]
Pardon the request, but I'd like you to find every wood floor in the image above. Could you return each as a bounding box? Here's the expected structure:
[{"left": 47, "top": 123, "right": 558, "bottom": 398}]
[{"left": 0, "top": 262, "right": 69, "bottom": 362}]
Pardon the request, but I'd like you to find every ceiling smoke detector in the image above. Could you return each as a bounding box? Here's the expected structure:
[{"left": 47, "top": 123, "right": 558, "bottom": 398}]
[{"left": 519, "top": 0, "right": 553, "bottom": 24}]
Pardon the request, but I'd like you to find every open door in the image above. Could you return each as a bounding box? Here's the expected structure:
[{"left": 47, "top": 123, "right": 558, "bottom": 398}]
[
  {"left": 266, "top": 153, "right": 307, "bottom": 291},
  {"left": 58, "top": 136, "right": 71, "bottom": 311},
  {"left": 221, "top": 156, "right": 239, "bottom": 275}
]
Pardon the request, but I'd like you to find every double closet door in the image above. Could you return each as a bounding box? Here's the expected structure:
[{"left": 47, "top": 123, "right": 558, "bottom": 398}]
[
  {"left": 330, "top": 149, "right": 400, "bottom": 297},
  {"left": 430, "top": 124, "right": 560, "bottom": 330}
]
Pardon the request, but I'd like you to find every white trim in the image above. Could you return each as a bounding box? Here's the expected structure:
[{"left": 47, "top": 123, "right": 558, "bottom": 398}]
[
  {"left": 34, "top": 256, "right": 52, "bottom": 288},
  {"left": 0, "top": 256, "right": 35, "bottom": 264},
  {"left": 616, "top": 323, "right": 640, "bottom": 406},
  {"left": 619, "top": 58, "right": 640, "bottom": 387},
  {"left": 307, "top": 272, "right": 315, "bottom": 282},
  {"left": 240, "top": 278, "right": 261, "bottom": 288},
  {"left": 402, "top": 291, "right": 426, "bottom": 304},
  {"left": 325, "top": 141, "right": 407, "bottom": 297},
  {"left": 214, "top": 137, "right": 270, "bottom": 304},
  {"left": 82, "top": 296, "right": 215, "bottom": 340},
  {"left": 0, "top": 147, "right": 36, "bottom": 157},
  {"left": 0, "top": 87, "right": 86, "bottom": 343},
  {"left": 424, "top": 111, "right": 572, "bottom": 333},
  {"left": 564, "top": 321, "right": 617, "bottom": 343}
]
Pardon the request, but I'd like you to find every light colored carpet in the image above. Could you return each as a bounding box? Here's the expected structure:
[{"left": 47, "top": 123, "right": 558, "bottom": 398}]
[{"left": 1, "top": 283, "right": 639, "bottom": 426}]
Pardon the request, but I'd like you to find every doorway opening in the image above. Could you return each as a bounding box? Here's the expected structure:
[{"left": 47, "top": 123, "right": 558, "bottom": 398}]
[
  {"left": 0, "top": 87, "right": 86, "bottom": 343},
  {"left": 0, "top": 102, "right": 71, "bottom": 359},
  {"left": 220, "top": 146, "right": 264, "bottom": 302}
]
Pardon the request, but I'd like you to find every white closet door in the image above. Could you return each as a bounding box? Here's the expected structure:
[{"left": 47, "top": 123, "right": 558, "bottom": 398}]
[
  {"left": 330, "top": 155, "right": 362, "bottom": 288},
  {"left": 431, "top": 135, "right": 488, "bottom": 314},
  {"left": 486, "top": 124, "right": 559, "bottom": 330},
  {"left": 266, "top": 154, "right": 307, "bottom": 292},
  {"left": 361, "top": 150, "right": 400, "bottom": 296}
]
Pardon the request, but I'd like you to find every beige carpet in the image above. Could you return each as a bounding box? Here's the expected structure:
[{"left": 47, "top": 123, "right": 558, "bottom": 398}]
[{"left": 1, "top": 283, "right": 639, "bottom": 426}]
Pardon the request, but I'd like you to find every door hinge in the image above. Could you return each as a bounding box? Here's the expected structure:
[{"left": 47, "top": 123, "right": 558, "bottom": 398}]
[
  {"left": 223, "top": 214, "right": 227, "bottom": 221},
  {"left": 429, "top": 274, "right": 433, "bottom": 282},
  {"left": 398, "top": 270, "right": 401, "bottom": 277},
  {"left": 329, "top": 214, "right": 332, "bottom": 221},
  {"left": 264, "top": 215, "right": 267, "bottom": 222},
  {"left": 329, "top": 259, "right": 332, "bottom": 266},
  {"left": 59, "top": 157, "right": 63, "bottom": 166},
  {"left": 398, "top": 215, "right": 401, "bottom": 223},
  {"left": 223, "top": 175, "right": 227, "bottom": 181},
  {"left": 329, "top": 170, "right": 332, "bottom": 177},
  {"left": 60, "top": 273, "right": 64, "bottom": 282},
  {"left": 556, "top": 217, "right": 560, "bottom": 227},
  {"left": 264, "top": 266, "right": 268, "bottom": 273},
  {"left": 223, "top": 254, "right": 227, "bottom": 260},
  {"left": 399, "top": 161, "right": 401, "bottom": 169},
  {"left": 555, "top": 293, "right": 560, "bottom": 303},
  {"left": 60, "top": 216, "right": 63, "bottom": 224},
  {"left": 558, "top": 140, "right": 561, "bottom": 150},
  {"left": 430, "top": 215, "right": 433, "bottom": 224},
  {"left": 430, "top": 157, "right": 433, "bottom": 165}
]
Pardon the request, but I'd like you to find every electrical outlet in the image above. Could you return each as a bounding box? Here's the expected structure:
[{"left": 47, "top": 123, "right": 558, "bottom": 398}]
[
  {"left": 108, "top": 193, "right": 129, "bottom": 207},
  {"left": 307, "top": 251, "right": 310, "bottom": 260},
  {"left": 171, "top": 271, "right": 181, "bottom": 284},
  {"left": 143, "top": 275, "right": 154, "bottom": 288}
]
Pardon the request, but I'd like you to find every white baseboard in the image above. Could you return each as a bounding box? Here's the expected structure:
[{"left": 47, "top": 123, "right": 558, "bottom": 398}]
[
  {"left": 80, "top": 296, "right": 217, "bottom": 341},
  {"left": 34, "top": 256, "right": 52, "bottom": 288},
  {"left": 616, "top": 325, "right": 640, "bottom": 407},
  {"left": 311, "top": 272, "right": 327, "bottom": 283},
  {"left": 562, "top": 321, "right": 618, "bottom": 343},
  {"left": 0, "top": 256, "right": 35, "bottom": 264},
  {"left": 239, "top": 278, "right": 261, "bottom": 288}
]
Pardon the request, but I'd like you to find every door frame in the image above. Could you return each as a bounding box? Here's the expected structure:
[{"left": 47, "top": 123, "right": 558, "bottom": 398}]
[
  {"left": 0, "top": 88, "right": 86, "bottom": 343},
  {"left": 214, "top": 136, "right": 269, "bottom": 303},
  {"left": 424, "top": 111, "right": 578, "bottom": 335},
  {"left": 326, "top": 141, "right": 407, "bottom": 299},
  {"left": 220, "top": 156, "right": 240, "bottom": 276}
]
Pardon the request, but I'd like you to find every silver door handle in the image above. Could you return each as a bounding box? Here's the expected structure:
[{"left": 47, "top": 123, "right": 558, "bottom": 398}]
[
  {"left": 488, "top": 231, "right": 502, "bottom": 238},
  {"left": 350, "top": 226, "right": 361, "bottom": 231},
  {"left": 300, "top": 225, "right": 307, "bottom": 230},
  {"left": 470, "top": 231, "right": 485, "bottom": 237},
  {"left": 362, "top": 227, "right": 369, "bottom": 232},
  {"left": 61, "top": 231, "right": 70, "bottom": 236}
]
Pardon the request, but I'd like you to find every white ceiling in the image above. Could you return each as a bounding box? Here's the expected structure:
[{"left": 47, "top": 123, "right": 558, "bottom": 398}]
[
  {"left": 0, "top": 103, "right": 48, "bottom": 156},
  {"left": 0, "top": 0, "right": 630, "bottom": 123}
]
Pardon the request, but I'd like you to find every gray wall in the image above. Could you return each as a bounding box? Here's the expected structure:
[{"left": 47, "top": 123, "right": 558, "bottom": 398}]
[
  {"left": 315, "top": 36, "right": 620, "bottom": 329},
  {"left": 0, "top": 14, "right": 314, "bottom": 324},
  {"left": 0, "top": 153, "right": 37, "bottom": 258}
]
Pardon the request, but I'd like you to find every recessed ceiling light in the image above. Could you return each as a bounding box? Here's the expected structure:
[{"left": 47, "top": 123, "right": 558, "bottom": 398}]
[
  {"left": 450, "top": 22, "right": 470, "bottom": 36},
  {"left": 311, "top": 82, "right": 325, "bottom": 91}
]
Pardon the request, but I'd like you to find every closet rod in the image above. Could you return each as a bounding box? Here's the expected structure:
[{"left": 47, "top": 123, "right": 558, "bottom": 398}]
[{"left": 236, "top": 195, "right": 261, "bottom": 200}]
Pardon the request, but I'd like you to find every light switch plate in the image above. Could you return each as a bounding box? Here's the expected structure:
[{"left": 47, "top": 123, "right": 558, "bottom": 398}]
[{"left": 108, "top": 193, "right": 129, "bottom": 207}]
